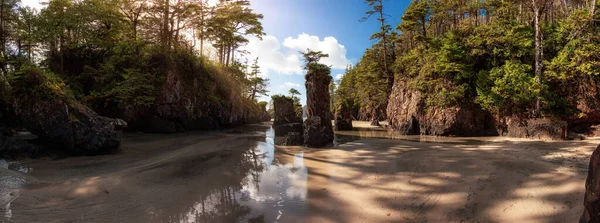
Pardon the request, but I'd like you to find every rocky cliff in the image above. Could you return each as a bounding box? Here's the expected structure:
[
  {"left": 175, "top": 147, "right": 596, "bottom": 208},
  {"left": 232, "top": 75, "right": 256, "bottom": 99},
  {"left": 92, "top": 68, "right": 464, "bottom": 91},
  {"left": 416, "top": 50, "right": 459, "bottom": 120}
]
[
  {"left": 116, "top": 66, "right": 270, "bottom": 134},
  {"left": 387, "top": 80, "right": 498, "bottom": 136},
  {"left": 2, "top": 67, "right": 124, "bottom": 157}
]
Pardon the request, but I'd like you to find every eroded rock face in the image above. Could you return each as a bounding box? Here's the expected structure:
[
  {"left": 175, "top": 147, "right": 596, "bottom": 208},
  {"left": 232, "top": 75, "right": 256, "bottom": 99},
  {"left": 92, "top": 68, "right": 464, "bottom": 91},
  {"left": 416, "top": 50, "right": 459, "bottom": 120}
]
[
  {"left": 334, "top": 103, "right": 353, "bottom": 131},
  {"left": 119, "top": 69, "right": 270, "bottom": 133},
  {"left": 304, "top": 116, "right": 333, "bottom": 147},
  {"left": 387, "top": 80, "right": 424, "bottom": 135},
  {"left": 506, "top": 119, "right": 567, "bottom": 140},
  {"left": 334, "top": 116, "right": 353, "bottom": 131},
  {"left": 274, "top": 123, "right": 303, "bottom": 136},
  {"left": 304, "top": 67, "right": 333, "bottom": 147},
  {"left": 273, "top": 97, "right": 300, "bottom": 127},
  {"left": 387, "top": 80, "right": 497, "bottom": 136},
  {"left": 14, "top": 99, "right": 122, "bottom": 155},
  {"left": 581, "top": 145, "right": 600, "bottom": 223},
  {"left": 275, "top": 132, "right": 303, "bottom": 146}
]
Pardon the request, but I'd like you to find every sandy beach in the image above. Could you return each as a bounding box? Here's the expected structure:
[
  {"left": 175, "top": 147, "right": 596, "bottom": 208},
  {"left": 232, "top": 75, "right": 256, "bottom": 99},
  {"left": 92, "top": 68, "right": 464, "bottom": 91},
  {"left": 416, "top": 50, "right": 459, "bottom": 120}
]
[{"left": 1, "top": 122, "right": 596, "bottom": 222}]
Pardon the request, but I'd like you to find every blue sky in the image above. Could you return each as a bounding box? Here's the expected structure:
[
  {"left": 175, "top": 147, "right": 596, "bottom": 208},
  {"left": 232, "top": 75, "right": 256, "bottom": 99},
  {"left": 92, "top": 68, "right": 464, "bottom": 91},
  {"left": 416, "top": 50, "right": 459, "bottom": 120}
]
[{"left": 245, "top": 0, "right": 411, "bottom": 105}]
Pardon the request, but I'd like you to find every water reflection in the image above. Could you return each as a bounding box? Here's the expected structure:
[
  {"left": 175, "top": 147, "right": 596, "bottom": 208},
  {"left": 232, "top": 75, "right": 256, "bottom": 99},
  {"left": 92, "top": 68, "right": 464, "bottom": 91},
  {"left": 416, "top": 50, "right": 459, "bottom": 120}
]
[{"left": 173, "top": 127, "right": 308, "bottom": 223}]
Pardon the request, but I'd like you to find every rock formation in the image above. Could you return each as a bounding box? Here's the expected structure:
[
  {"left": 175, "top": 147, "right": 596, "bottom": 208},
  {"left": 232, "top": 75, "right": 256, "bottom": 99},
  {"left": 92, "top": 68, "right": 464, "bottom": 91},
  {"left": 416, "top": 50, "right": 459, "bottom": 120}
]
[
  {"left": 274, "top": 123, "right": 303, "bottom": 136},
  {"left": 118, "top": 68, "right": 270, "bottom": 133},
  {"left": 334, "top": 103, "right": 353, "bottom": 131},
  {"left": 272, "top": 96, "right": 301, "bottom": 126},
  {"left": 14, "top": 99, "right": 124, "bottom": 155},
  {"left": 387, "top": 80, "right": 498, "bottom": 136},
  {"left": 303, "top": 64, "right": 334, "bottom": 147},
  {"left": 8, "top": 67, "right": 125, "bottom": 156},
  {"left": 581, "top": 144, "right": 600, "bottom": 223},
  {"left": 505, "top": 119, "right": 567, "bottom": 140},
  {"left": 272, "top": 96, "right": 303, "bottom": 146},
  {"left": 0, "top": 102, "right": 38, "bottom": 159}
]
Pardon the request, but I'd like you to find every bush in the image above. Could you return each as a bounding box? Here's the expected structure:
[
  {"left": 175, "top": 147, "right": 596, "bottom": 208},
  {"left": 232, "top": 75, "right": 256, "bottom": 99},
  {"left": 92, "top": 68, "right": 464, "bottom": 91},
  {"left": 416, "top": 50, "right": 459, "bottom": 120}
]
[{"left": 10, "top": 66, "right": 71, "bottom": 102}]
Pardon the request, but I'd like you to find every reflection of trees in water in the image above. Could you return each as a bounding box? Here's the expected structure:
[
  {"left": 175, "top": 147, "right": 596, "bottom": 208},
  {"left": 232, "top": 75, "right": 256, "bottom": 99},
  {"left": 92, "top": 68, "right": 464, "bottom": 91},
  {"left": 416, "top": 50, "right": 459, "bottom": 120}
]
[{"left": 176, "top": 140, "right": 269, "bottom": 223}]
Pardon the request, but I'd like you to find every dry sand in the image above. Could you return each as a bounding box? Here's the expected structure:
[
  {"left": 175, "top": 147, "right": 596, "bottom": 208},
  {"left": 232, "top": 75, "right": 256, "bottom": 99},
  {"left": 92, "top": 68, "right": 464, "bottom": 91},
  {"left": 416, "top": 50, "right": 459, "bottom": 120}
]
[{"left": 0, "top": 122, "right": 597, "bottom": 222}]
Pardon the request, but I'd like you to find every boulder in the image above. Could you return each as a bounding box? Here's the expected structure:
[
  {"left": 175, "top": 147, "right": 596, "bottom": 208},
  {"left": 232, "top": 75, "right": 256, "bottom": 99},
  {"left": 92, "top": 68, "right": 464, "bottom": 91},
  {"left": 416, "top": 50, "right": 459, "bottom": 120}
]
[
  {"left": 304, "top": 116, "right": 333, "bottom": 147},
  {"left": 334, "top": 116, "right": 353, "bottom": 131},
  {"left": 507, "top": 119, "right": 567, "bottom": 140},
  {"left": 274, "top": 123, "right": 303, "bottom": 136},
  {"left": 581, "top": 145, "right": 600, "bottom": 223},
  {"left": 275, "top": 132, "right": 303, "bottom": 146},
  {"left": 272, "top": 96, "right": 300, "bottom": 126},
  {"left": 14, "top": 100, "right": 122, "bottom": 155},
  {"left": 303, "top": 63, "right": 334, "bottom": 147},
  {"left": 0, "top": 135, "right": 38, "bottom": 160}
]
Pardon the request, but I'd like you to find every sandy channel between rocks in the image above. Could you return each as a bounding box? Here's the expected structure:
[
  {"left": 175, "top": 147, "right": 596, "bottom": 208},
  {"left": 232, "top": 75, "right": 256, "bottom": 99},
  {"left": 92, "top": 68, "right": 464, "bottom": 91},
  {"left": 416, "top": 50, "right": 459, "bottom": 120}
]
[{"left": 1, "top": 122, "right": 596, "bottom": 223}]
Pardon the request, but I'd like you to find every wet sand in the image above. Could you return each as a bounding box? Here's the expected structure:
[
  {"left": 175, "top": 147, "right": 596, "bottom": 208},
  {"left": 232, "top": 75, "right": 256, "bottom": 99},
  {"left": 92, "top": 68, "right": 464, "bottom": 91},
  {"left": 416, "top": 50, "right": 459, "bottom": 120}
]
[{"left": 1, "top": 122, "right": 597, "bottom": 222}]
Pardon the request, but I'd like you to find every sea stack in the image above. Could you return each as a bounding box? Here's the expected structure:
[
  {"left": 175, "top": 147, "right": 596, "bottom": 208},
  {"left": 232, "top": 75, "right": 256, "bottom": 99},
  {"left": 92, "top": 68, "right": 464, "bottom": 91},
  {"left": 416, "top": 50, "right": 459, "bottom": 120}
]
[
  {"left": 272, "top": 95, "right": 303, "bottom": 146},
  {"left": 334, "top": 103, "right": 354, "bottom": 131},
  {"left": 303, "top": 53, "right": 334, "bottom": 147}
]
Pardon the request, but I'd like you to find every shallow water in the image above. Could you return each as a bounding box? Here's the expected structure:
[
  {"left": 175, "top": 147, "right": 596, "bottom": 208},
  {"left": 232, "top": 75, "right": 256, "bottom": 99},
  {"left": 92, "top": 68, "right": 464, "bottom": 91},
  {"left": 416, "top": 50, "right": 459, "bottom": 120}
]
[
  {"left": 1, "top": 122, "right": 596, "bottom": 222},
  {"left": 1, "top": 124, "right": 314, "bottom": 222}
]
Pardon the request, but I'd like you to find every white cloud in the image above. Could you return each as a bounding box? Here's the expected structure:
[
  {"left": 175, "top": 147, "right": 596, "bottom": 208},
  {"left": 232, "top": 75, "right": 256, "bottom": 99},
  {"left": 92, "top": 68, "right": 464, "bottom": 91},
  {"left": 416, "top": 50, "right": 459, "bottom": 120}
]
[
  {"left": 240, "top": 33, "right": 350, "bottom": 77},
  {"left": 20, "top": 0, "right": 45, "bottom": 10},
  {"left": 282, "top": 33, "right": 351, "bottom": 69},
  {"left": 335, "top": 74, "right": 344, "bottom": 80},
  {"left": 281, "top": 82, "right": 301, "bottom": 88},
  {"left": 241, "top": 36, "right": 304, "bottom": 76}
]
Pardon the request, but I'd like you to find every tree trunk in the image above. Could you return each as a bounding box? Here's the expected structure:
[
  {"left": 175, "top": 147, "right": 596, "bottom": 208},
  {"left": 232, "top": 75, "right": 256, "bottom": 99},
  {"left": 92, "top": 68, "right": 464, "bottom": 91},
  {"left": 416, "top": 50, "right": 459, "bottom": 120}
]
[
  {"left": 162, "top": 0, "right": 169, "bottom": 51},
  {"left": 378, "top": 1, "right": 393, "bottom": 98},
  {"left": 60, "top": 35, "right": 65, "bottom": 75},
  {"left": 231, "top": 46, "right": 235, "bottom": 65},
  {"left": 226, "top": 45, "right": 231, "bottom": 67},
  {"left": 199, "top": 28, "right": 204, "bottom": 57},
  {"left": 0, "top": 0, "right": 6, "bottom": 86},
  {"left": 370, "top": 107, "right": 380, "bottom": 126},
  {"left": 533, "top": 1, "right": 544, "bottom": 117}
]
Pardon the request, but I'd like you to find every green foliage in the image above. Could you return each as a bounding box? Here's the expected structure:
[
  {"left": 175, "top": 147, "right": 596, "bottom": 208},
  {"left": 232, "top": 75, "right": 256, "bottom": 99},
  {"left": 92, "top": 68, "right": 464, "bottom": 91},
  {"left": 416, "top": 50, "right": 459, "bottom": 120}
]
[
  {"left": 103, "top": 69, "right": 157, "bottom": 108},
  {"left": 10, "top": 66, "right": 70, "bottom": 101},
  {"left": 302, "top": 49, "right": 329, "bottom": 69},
  {"left": 476, "top": 61, "right": 541, "bottom": 114},
  {"left": 248, "top": 58, "right": 269, "bottom": 101},
  {"left": 338, "top": 0, "right": 600, "bottom": 119},
  {"left": 0, "top": 0, "right": 269, "bottom": 126},
  {"left": 288, "top": 88, "right": 301, "bottom": 97}
]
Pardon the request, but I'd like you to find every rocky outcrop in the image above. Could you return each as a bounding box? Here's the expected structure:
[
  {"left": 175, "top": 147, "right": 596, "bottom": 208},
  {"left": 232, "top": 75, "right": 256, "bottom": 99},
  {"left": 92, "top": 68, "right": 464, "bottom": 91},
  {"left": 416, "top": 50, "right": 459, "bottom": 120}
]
[
  {"left": 274, "top": 132, "right": 303, "bottom": 146},
  {"left": 273, "top": 96, "right": 300, "bottom": 126},
  {"left": 5, "top": 67, "right": 124, "bottom": 156},
  {"left": 0, "top": 105, "right": 39, "bottom": 159},
  {"left": 303, "top": 65, "right": 334, "bottom": 147},
  {"left": 113, "top": 66, "right": 270, "bottom": 133},
  {"left": 506, "top": 119, "right": 567, "bottom": 140},
  {"left": 272, "top": 96, "right": 303, "bottom": 146},
  {"left": 274, "top": 123, "right": 303, "bottom": 136},
  {"left": 564, "top": 77, "right": 600, "bottom": 136},
  {"left": 581, "top": 145, "right": 600, "bottom": 223},
  {"left": 334, "top": 116, "right": 353, "bottom": 131},
  {"left": 13, "top": 99, "right": 123, "bottom": 155},
  {"left": 334, "top": 103, "right": 353, "bottom": 131},
  {"left": 387, "top": 80, "right": 498, "bottom": 136}
]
